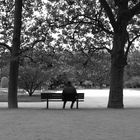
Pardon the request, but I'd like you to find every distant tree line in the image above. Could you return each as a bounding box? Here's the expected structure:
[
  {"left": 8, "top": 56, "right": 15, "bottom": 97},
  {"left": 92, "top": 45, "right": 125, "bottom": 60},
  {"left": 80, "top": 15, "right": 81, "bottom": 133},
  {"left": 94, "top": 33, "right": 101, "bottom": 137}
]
[{"left": 1, "top": 48, "right": 140, "bottom": 96}]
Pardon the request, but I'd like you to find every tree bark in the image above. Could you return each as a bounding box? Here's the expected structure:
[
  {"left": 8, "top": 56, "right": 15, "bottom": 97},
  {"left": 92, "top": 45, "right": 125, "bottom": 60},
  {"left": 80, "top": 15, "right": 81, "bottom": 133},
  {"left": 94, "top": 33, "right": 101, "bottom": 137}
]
[
  {"left": 108, "top": 57, "right": 124, "bottom": 108},
  {"left": 108, "top": 31, "right": 127, "bottom": 108},
  {"left": 8, "top": 56, "right": 19, "bottom": 108},
  {"left": 8, "top": 0, "right": 22, "bottom": 108}
]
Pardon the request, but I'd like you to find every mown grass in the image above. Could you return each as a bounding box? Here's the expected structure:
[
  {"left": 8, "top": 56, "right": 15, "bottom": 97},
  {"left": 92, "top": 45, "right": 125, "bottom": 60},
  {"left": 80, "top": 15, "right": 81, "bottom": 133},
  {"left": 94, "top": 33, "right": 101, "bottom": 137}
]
[{"left": 0, "top": 94, "right": 41, "bottom": 102}]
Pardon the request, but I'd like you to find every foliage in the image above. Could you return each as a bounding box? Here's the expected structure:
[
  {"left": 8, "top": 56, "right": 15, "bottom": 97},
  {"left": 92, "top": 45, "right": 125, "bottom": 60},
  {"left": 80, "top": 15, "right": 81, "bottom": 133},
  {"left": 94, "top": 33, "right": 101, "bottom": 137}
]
[
  {"left": 44, "top": 0, "right": 112, "bottom": 54},
  {"left": 18, "top": 66, "right": 46, "bottom": 96},
  {"left": 48, "top": 72, "right": 68, "bottom": 89},
  {"left": 124, "top": 50, "right": 140, "bottom": 88},
  {"left": 124, "top": 76, "right": 140, "bottom": 88},
  {"left": 124, "top": 50, "right": 140, "bottom": 80}
]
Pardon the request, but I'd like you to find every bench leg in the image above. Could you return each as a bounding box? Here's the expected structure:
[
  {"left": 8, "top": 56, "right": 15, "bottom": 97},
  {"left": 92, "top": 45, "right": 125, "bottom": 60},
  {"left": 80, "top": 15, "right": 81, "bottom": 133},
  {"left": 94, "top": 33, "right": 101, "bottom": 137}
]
[
  {"left": 47, "top": 99, "right": 49, "bottom": 109},
  {"left": 76, "top": 99, "right": 78, "bottom": 109}
]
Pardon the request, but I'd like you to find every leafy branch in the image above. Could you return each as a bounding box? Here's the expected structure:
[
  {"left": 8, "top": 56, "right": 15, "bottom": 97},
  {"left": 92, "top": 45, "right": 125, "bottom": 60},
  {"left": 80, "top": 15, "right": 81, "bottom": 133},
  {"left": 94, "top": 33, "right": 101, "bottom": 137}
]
[{"left": 0, "top": 42, "right": 12, "bottom": 52}]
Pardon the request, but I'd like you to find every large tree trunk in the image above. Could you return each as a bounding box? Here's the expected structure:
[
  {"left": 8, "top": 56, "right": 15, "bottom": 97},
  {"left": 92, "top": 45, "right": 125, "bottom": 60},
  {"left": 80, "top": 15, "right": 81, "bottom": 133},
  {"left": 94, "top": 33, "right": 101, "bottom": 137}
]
[
  {"left": 108, "top": 58, "right": 124, "bottom": 108},
  {"left": 107, "top": 1, "right": 128, "bottom": 108},
  {"left": 8, "top": 0, "right": 22, "bottom": 108},
  {"left": 107, "top": 31, "right": 127, "bottom": 108},
  {"left": 8, "top": 56, "right": 19, "bottom": 108}
]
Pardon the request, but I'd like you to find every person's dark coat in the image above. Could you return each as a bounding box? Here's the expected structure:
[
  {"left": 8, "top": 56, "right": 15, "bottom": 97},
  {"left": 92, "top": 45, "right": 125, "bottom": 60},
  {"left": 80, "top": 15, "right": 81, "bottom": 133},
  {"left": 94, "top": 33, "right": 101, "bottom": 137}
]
[{"left": 62, "top": 84, "right": 77, "bottom": 101}]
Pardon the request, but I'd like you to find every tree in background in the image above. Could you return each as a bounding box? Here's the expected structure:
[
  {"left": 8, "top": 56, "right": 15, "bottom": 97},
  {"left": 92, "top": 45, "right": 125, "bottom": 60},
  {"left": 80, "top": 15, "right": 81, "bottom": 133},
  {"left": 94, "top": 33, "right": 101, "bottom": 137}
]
[{"left": 18, "top": 66, "right": 46, "bottom": 96}]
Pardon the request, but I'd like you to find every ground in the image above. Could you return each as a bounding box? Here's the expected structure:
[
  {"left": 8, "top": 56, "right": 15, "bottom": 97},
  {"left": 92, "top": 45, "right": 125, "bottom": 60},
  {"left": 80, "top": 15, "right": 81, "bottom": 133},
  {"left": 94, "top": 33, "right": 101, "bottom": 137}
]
[
  {"left": 0, "top": 108, "right": 140, "bottom": 140},
  {"left": 0, "top": 89, "right": 140, "bottom": 140}
]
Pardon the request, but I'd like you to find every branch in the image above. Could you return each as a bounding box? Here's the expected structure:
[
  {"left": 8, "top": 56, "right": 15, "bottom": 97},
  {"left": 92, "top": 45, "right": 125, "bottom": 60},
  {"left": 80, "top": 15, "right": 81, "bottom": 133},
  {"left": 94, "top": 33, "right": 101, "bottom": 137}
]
[
  {"left": 99, "top": 0, "right": 116, "bottom": 30},
  {"left": 58, "top": 13, "right": 99, "bottom": 28},
  {"left": 93, "top": 46, "right": 112, "bottom": 54},
  {"left": 0, "top": 42, "right": 12, "bottom": 52},
  {"left": 97, "top": 20, "right": 114, "bottom": 35},
  {"left": 82, "top": 14, "right": 114, "bottom": 34},
  {"left": 21, "top": 55, "right": 36, "bottom": 63},
  {"left": 58, "top": 20, "right": 94, "bottom": 28},
  {"left": 125, "top": 34, "right": 140, "bottom": 58},
  {"left": 129, "top": 2, "right": 140, "bottom": 17},
  {"left": 55, "top": 12, "right": 113, "bottom": 35},
  {"left": 19, "top": 38, "right": 46, "bottom": 56},
  {"left": 0, "top": 31, "right": 5, "bottom": 35},
  {"left": 31, "top": 38, "right": 46, "bottom": 48}
]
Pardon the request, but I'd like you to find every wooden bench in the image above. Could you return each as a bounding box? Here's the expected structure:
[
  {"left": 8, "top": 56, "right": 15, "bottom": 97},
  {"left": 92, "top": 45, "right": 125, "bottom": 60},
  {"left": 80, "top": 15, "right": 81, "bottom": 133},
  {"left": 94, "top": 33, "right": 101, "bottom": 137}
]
[{"left": 41, "top": 93, "right": 84, "bottom": 109}]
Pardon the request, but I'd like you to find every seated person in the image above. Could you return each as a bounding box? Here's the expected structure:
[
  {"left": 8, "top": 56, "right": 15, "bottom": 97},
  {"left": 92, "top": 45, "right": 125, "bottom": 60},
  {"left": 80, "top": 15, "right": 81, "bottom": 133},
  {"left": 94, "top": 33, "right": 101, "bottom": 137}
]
[{"left": 62, "top": 81, "right": 78, "bottom": 109}]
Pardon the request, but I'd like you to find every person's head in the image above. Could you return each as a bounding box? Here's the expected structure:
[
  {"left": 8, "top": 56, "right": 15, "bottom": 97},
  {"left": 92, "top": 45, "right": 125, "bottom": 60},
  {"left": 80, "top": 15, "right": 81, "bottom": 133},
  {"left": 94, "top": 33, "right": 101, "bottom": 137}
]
[{"left": 65, "top": 81, "right": 72, "bottom": 87}]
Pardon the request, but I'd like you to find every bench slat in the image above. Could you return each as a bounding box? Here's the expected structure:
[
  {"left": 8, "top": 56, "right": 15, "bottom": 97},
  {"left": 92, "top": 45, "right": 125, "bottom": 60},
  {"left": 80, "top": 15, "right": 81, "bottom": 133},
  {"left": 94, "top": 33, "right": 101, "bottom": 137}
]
[{"left": 41, "top": 93, "right": 84, "bottom": 99}]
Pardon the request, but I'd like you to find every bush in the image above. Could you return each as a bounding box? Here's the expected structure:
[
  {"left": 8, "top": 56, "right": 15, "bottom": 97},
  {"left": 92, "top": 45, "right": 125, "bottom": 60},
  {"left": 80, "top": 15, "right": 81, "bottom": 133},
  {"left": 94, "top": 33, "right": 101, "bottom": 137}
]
[
  {"left": 124, "top": 76, "right": 140, "bottom": 88},
  {"left": 48, "top": 73, "right": 68, "bottom": 89},
  {"left": 82, "top": 80, "right": 93, "bottom": 88}
]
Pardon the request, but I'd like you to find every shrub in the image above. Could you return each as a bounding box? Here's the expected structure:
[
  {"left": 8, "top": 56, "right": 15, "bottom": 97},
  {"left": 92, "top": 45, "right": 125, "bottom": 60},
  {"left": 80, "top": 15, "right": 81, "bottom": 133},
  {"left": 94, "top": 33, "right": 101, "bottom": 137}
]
[
  {"left": 82, "top": 80, "right": 93, "bottom": 88},
  {"left": 48, "top": 73, "right": 68, "bottom": 89},
  {"left": 124, "top": 76, "right": 140, "bottom": 88}
]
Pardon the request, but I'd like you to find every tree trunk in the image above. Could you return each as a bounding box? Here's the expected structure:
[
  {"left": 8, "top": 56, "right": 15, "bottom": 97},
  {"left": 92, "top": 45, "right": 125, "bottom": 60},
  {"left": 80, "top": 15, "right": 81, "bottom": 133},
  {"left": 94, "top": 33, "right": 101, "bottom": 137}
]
[
  {"left": 107, "top": 32, "right": 127, "bottom": 108},
  {"left": 8, "top": 56, "right": 19, "bottom": 108},
  {"left": 108, "top": 59, "right": 124, "bottom": 108},
  {"left": 8, "top": 0, "right": 22, "bottom": 108}
]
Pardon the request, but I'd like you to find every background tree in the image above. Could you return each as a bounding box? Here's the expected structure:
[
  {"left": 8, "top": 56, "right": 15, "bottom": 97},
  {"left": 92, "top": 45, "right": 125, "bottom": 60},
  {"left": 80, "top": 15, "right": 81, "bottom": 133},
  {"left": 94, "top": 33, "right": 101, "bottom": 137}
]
[{"left": 18, "top": 66, "right": 46, "bottom": 96}]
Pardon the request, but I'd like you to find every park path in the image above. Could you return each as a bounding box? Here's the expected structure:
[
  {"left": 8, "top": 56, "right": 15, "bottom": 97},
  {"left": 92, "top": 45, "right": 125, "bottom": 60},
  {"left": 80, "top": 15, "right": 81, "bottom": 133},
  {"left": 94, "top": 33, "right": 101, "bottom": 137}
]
[{"left": 0, "top": 89, "right": 140, "bottom": 109}]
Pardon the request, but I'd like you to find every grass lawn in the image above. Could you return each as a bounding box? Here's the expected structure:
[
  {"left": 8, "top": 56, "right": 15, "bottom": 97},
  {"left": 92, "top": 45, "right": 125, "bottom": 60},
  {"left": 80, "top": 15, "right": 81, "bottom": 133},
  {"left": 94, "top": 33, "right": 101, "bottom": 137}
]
[
  {"left": 0, "top": 108, "right": 140, "bottom": 140},
  {"left": 0, "top": 94, "right": 40, "bottom": 102},
  {"left": 0, "top": 89, "right": 140, "bottom": 139}
]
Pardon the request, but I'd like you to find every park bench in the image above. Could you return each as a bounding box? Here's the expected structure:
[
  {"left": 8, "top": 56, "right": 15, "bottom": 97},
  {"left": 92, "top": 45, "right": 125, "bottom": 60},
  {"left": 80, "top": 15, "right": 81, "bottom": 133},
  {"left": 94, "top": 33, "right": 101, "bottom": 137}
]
[{"left": 41, "top": 92, "right": 84, "bottom": 109}]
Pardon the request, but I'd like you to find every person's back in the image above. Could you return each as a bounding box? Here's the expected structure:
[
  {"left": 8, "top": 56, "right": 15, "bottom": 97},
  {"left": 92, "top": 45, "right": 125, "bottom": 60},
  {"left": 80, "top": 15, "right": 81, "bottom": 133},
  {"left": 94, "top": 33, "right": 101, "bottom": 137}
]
[
  {"left": 62, "top": 81, "right": 77, "bottom": 109},
  {"left": 63, "top": 86, "right": 77, "bottom": 95}
]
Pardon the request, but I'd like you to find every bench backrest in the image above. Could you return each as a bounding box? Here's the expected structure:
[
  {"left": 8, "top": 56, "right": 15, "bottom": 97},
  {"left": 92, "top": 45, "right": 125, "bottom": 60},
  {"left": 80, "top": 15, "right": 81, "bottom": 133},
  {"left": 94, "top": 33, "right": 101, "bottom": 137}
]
[{"left": 41, "top": 93, "right": 84, "bottom": 100}]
